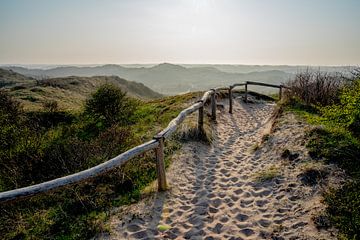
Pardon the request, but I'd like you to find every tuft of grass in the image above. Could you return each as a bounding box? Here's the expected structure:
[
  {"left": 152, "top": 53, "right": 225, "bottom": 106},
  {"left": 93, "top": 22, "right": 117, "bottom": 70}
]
[
  {"left": 157, "top": 224, "right": 171, "bottom": 232},
  {"left": 261, "top": 133, "right": 270, "bottom": 142},
  {"left": 250, "top": 143, "right": 260, "bottom": 153},
  {"left": 281, "top": 149, "right": 291, "bottom": 159},
  {"left": 254, "top": 165, "right": 280, "bottom": 182},
  {"left": 178, "top": 113, "right": 213, "bottom": 144}
]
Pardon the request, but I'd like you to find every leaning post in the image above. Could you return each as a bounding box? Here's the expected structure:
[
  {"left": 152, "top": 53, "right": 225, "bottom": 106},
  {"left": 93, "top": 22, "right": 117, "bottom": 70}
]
[
  {"left": 245, "top": 82, "right": 248, "bottom": 103},
  {"left": 229, "top": 86, "right": 233, "bottom": 114},
  {"left": 153, "top": 135, "right": 167, "bottom": 191},
  {"left": 210, "top": 89, "right": 216, "bottom": 121},
  {"left": 197, "top": 100, "right": 204, "bottom": 132}
]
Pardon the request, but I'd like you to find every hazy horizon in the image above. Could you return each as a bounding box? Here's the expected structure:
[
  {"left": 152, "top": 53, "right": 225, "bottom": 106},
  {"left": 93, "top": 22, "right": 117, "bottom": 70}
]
[
  {"left": 1, "top": 63, "right": 358, "bottom": 68},
  {"left": 1, "top": 0, "right": 360, "bottom": 65}
]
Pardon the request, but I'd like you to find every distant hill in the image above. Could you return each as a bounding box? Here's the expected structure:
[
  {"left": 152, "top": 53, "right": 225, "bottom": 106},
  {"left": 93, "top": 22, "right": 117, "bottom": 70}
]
[
  {"left": 0, "top": 68, "right": 35, "bottom": 87},
  {"left": 4, "top": 63, "right": 294, "bottom": 95},
  {"left": 0, "top": 68, "right": 162, "bottom": 111}
]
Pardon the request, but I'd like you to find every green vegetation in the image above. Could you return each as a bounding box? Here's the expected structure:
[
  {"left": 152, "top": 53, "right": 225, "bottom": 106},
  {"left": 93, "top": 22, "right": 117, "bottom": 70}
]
[
  {"left": 254, "top": 165, "right": 280, "bottom": 182},
  {"left": 284, "top": 71, "right": 360, "bottom": 239},
  {"left": 0, "top": 78, "right": 206, "bottom": 239},
  {"left": 0, "top": 68, "right": 162, "bottom": 111}
]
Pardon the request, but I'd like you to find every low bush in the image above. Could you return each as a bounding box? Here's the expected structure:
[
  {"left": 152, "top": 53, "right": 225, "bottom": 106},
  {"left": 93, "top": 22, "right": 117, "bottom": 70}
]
[
  {"left": 0, "top": 85, "right": 203, "bottom": 239},
  {"left": 285, "top": 70, "right": 346, "bottom": 106},
  {"left": 85, "top": 84, "right": 139, "bottom": 127}
]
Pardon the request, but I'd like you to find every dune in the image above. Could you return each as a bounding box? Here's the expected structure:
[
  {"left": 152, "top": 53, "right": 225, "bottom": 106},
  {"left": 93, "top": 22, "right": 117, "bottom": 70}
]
[{"left": 102, "top": 96, "right": 344, "bottom": 239}]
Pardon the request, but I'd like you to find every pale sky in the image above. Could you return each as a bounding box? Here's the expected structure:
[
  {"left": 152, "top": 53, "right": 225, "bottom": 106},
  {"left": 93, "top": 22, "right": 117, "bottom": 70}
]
[{"left": 0, "top": 0, "right": 359, "bottom": 65}]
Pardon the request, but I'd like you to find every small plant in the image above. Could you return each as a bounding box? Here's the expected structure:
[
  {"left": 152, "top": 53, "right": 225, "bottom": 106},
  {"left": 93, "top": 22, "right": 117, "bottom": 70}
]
[
  {"left": 254, "top": 165, "right": 280, "bottom": 182},
  {"left": 281, "top": 149, "right": 290, "bottom": 158},
  {"left": 178, "top": 114, "right": 213, "bottom": 143},
  {"left": 85, "top": 84, "right": 138, "bottom": 127},
  {"left": 250, "top": 143, "right": 260, "bottom": 152},
  {"left": 157, "top": 224, "right": 171, "bottom": 232},
  {"left": 262, "top": 134, "right": 270, "bottom": 142},
  {"left": 42, "top": 100, "right": 58, "bottom": 112}
]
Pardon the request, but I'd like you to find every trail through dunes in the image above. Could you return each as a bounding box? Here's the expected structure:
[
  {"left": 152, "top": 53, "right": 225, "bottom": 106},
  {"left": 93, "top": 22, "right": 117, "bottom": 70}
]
[{"left": 102, "top": 98, "right": 343, "bottom": 240}]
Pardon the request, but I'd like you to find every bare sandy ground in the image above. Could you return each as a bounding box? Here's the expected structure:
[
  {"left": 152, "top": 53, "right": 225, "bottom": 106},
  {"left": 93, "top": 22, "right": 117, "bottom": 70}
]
[{"left": 100, "top": 97, "right": 344, "bottom": 240}]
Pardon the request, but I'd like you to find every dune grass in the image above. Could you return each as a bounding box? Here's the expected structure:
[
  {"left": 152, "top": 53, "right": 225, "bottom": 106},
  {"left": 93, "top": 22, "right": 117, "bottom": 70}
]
[
  {"left": 0, "top": 86, "right": 211, "bottom": 240},
  {"left": 283, "top": 73, "right": 360, "bottom": 239}
]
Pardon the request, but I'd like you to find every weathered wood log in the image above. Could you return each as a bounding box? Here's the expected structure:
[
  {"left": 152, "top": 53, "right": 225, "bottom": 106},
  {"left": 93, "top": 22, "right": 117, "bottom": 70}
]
[
  {"left": 232, "top": 83, "right": 246, "bottom": 87},
  {"left": 154, "top": 136, "right": 167, "bottom": 191},
  {"left": 201, "top": 90, "right": 213, "bottom": 103},
  {"left": 210, "top": 89, "right": 216, "bottom": 121},
  {"left": 229, "top": 86, "right": 233, "bottom": 114},
  {"left": 0, "top": 140, "right": 159, "bottom": 203},
  {"left": 246, "top": 81, "right": 282, "bottom": 89}
]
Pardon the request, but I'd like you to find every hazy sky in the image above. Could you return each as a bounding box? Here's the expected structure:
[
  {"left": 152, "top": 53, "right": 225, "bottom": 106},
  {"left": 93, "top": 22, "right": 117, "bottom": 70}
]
[{"left": 0, "top": 0, "right": 359, "bottom": 65}]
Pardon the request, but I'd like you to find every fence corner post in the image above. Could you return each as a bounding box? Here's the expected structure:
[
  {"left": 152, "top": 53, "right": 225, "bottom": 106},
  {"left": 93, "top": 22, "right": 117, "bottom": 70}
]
[
  {"left": 210, "top": 89, "right": 216, "bottom": 121},
  {"left": 279, "top": 85, "right": 283, "bottom": 101},
  {"left": 245, "top": 82, "right": 248, "bottom": 103},
  {"left": 153, "top": 135, "right": 167, "bottom": 191},
  {"left": 229, "top": 86, "right": 233, "bottom": 114}
]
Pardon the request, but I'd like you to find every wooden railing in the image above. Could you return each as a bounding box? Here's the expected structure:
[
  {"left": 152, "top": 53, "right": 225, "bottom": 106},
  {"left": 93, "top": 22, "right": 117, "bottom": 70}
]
[{"left": 0, "top": 81, "right": 285, "bottom": 203}]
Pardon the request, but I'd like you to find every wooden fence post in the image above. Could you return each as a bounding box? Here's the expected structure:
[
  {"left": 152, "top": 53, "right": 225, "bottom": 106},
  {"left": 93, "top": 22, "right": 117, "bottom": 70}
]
[
  {"left": 210, "top": 89, "right": 216, "bottom": 121},
  {"left": 245, "top": 82, "right": 248, "bottom": 103},
  {"left": 154, "top": 136, "right": 167, "bottom": 191},
  {"left": 229, "top": 86, "right": 233, "bottom": 114},
  {"left": 279, "top": 86, "right": 283, "bottom": 101},
  {"left": 198, "top": 100, "right": 204, "bottom": 132}
]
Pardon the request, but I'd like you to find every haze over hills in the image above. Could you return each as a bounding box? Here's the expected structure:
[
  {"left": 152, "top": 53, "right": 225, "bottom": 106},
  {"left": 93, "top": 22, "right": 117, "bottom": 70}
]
[
  {"left": 0, "top": 68, "right": 162, "bottom": 111},
  {"left": 2, "top": 63, "right": 290, "bottom": 95},
  {"left": 3, "top": 63, "right": 355, "bottom": 95}
]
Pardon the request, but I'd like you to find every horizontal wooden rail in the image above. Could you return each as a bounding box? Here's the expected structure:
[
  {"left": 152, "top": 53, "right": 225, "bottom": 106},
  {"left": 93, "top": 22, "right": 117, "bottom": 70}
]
[
  {"left": 156, "top": 101, "right": 203, "bottom": 139},
  {"left": 0, "top": 140, "right": 159, "bottom": 202},
  {"left": 0, "top": 81, "right": 287, "bottom": 202},
  {"left": 246, "top": 81, "right": 282, "bottom": 89}
]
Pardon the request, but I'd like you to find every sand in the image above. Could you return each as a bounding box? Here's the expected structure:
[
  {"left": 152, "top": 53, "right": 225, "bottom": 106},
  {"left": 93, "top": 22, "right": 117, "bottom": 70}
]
[{"left": 101, "top": 97, "right": 344, "bottom": 240}]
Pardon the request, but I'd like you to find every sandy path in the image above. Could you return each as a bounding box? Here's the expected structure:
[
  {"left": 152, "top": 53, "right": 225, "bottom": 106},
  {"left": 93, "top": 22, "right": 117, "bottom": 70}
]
[{"left": 104, "top": 97, "right": 342, "bottom": 240}]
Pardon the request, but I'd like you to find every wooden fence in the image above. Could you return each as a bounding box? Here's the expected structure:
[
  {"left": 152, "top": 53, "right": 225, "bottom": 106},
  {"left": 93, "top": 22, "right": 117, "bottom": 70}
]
[{"left": 0, "top": 81, "right": 286, "bottom": 203}]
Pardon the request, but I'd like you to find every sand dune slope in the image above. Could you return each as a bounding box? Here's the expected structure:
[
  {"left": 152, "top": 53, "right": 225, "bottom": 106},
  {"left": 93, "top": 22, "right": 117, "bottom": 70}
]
[{"left": 104, "top": 98, "right": 343, "bottom": 240}]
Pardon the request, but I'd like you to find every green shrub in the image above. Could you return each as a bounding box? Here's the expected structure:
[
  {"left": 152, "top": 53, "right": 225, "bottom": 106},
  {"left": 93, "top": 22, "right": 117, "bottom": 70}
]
[
  {"left": 322, "top": 79, "right": 360, "bottom": 136},
  {"left": 307, "top": 127, "right": 360, "bottom": 176},
  {"left": 325, "top": 181, "right": 360, "bottom": 239},
  {"left": 285, "top": 70, "right": 345, "bottom": 106},
  {"left": 85, "top": 84, "right": 138, "bottom": 127}
]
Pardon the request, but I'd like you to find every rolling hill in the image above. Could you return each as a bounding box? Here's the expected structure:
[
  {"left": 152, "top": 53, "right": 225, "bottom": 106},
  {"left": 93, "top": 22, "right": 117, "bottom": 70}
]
[
  {"left": 4, "top": 63, "right": 293, "bottom": 95},
  {"left": 0, "top": 68, "right": 162, "bottom": 111}
]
